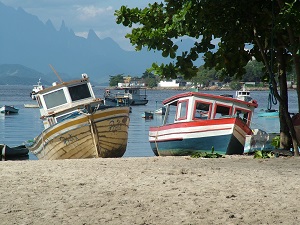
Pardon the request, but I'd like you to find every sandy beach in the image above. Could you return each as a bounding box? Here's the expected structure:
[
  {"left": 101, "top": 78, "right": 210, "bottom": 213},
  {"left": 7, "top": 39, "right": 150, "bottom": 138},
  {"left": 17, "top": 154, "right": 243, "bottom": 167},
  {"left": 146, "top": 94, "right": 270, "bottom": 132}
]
[{"left": 1, "top": 156, "right": 300, "bottom": 225}]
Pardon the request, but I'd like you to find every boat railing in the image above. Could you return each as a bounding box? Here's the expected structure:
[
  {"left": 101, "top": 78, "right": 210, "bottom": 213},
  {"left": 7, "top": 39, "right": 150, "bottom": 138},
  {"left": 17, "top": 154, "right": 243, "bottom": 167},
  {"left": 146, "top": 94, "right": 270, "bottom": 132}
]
[{"left": 115, "top": 93, "right": 130, "bottom": 99}]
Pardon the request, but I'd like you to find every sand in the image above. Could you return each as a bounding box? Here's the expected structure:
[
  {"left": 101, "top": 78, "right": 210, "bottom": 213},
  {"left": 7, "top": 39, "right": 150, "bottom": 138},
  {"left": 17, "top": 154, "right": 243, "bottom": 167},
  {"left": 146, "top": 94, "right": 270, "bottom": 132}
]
[{"left": 1, "top": 156, "right": 300, "bottom": 225}]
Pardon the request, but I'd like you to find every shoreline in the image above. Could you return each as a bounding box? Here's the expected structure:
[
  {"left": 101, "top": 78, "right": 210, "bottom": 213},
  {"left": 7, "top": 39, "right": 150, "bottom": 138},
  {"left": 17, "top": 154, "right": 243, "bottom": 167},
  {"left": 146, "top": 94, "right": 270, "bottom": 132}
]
[
  {"left": 1, "top": 156, "right": 300, "bottom": 224},
  {"left": 106, "top": 86, "right": 297, "bottom": 91}
]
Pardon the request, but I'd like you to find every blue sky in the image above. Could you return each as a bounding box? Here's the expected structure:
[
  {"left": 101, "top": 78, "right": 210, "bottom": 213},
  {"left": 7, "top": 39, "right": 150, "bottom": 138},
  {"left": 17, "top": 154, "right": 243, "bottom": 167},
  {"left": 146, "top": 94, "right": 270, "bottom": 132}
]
[{"left": 1, "top": 0, "right": 158, "bottom": 50}]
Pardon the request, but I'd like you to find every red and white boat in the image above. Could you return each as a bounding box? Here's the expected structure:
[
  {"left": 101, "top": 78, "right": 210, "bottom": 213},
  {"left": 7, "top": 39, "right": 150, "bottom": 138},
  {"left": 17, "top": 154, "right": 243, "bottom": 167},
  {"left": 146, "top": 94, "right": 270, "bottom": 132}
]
[{"left": 149, "top": 92, "right": 258, "bottom": 156}]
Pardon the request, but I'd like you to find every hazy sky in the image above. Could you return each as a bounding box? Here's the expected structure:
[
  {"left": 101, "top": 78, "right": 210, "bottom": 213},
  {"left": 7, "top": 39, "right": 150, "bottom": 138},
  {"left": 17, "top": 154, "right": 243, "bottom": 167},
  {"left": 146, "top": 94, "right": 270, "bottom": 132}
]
[{"left": 1, "top": 0, "right": 159, "bottom": 50}]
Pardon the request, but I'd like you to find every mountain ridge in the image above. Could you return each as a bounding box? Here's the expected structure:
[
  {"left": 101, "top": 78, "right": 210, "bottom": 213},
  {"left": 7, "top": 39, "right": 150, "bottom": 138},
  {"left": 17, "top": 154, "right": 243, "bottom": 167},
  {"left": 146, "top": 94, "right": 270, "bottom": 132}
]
[
  {"left": 0, "top": 2, "right": 171, "bottom": 84},
  {"left": 0, "top": 1, "right": 203, "bottom": 85}
]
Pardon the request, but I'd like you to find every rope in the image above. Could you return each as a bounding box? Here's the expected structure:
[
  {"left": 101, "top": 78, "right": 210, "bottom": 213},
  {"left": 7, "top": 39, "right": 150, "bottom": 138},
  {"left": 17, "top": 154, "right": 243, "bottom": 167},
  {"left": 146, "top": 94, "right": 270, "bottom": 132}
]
[
  {"left": 267, "top": 83, "right": 277, "bottom": 110},
  {"left": 267, "top": 0, "right": 277, "bottom": 111}
]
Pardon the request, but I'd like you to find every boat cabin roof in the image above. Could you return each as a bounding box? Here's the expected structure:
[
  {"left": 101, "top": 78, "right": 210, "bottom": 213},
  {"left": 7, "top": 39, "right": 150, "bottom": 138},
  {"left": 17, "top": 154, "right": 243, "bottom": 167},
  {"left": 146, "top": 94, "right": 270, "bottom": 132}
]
[
  {"left": 36, "top": 76, "right": 97, "bottom": 117},
  {"left": 38, "top": 77, "right": 89, "bottom": 94},
  {"left": 163, "top": 92, "right": 258, "bottom": 108}
]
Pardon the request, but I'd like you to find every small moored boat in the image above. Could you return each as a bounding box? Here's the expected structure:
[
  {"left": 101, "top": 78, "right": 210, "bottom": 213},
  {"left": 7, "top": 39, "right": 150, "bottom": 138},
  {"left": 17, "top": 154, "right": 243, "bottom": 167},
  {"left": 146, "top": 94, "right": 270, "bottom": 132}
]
[
  {"left": 149, "top": 92, "right": 258, "bottom": 156},
  {"left": 1, "top": 144, "right": 29, "bottom": 160},
  {"left": 258, "top": 109, "right": 279, "bottom": 117},
  {"left": 154, "top": 107, "right": 166, "bottom": 115},
  {"left": 104, "top": 86, "right": 148, "bottom": 106},
  {"left": 235, "top": 84, "right": 252, "bottom": 102},
  {"left": 25, "top": 73, "right": 130, "bottom": 160},
  {"left": 142, "top": 111, "right": 153, "bottom": 119},
  {"left": 24, "top": 104, "right": 39, "bottom": 108},
  {"left": 0, "top": 105, "right": 19, "bottom": 114},
  {"left": 30, "top": 78, "right": 45, "bottom": 100}
]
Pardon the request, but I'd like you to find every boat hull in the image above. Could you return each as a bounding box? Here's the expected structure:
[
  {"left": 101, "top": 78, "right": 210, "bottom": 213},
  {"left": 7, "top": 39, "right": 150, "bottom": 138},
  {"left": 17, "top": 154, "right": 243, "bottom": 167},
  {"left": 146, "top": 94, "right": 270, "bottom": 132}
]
[
  {"left": 258, "top": 112, "right": 279, "bottom": 117},
  {"left": 104, "top": 97, "right": 130, "bottom": 106},
  {"left": 129, "top": 99, "right": 148, "bottom": 105},
  {"left": 0, "top": 105, "right": 19, "bottom": 114},
  {"left": 27, "top": 107, "right": 130, "bottom": 160},
  {"left": 1, "top": 144, "right": 29, "bottom": 160},
  {"left": 149, "top": 118, "right": 251, "bottom": 156},
  {"left": 104, "top": 97, "right": 148, "bottom": 106}
]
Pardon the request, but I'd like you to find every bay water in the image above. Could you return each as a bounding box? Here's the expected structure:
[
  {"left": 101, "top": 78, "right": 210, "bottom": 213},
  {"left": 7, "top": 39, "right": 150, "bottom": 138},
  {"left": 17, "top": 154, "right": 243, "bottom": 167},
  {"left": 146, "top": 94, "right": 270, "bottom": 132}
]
[{"left": 0, "top": 85, "right": 298, "bottom": 159}]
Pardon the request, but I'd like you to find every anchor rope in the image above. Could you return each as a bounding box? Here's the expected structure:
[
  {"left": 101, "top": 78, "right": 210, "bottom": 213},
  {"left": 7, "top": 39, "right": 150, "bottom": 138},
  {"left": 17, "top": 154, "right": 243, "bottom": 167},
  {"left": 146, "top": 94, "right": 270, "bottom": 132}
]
[{"left": 267, "top": 0, "right": 277, "bottom": 111}]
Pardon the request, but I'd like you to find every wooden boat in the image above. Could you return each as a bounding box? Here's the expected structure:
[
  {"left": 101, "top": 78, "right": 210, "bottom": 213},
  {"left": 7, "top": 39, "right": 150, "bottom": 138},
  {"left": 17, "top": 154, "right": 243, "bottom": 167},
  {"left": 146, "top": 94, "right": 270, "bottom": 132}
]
[
  {"left": 142, "top": 111, "right": 153, "bottom": 119},
  {"left": 26, "top": 73, "right": 130, "bottom": 160},
  {"left": 30, "top": 78, "right": 45, "bottom": 100},
  {"left": 104, "top": 86, "right": 148, "bottom": 106},
  {"left": 1, "top": 144, "right": 29, "bottom": 161},
  {"left": 149, "top": 92, "right": 258, "bottom": 156},
  {"left": 0, "top": 105, "right": 19, "bottom": 114}
]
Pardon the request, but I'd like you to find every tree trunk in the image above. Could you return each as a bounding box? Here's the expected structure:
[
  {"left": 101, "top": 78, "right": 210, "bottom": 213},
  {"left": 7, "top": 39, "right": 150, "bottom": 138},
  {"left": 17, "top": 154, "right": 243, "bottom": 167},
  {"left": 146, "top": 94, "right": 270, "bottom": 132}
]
[
  {"left": 277, "top": 0, "right": 300, "bottom": 155},
  {"left": 254, "top": 29, "right": 299, "bottom": 155},
  {"left": 277, "top": 48, "right": 292, "bottom": 149}
]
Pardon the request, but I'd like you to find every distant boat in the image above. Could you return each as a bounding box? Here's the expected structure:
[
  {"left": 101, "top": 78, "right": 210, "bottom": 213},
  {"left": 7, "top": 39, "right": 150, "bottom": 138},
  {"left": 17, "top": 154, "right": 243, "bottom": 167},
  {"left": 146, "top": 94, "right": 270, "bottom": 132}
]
[
  {"left": 258, "top": 109, "right": 279, "bottom": 117},
  {"left": 0, "top": 144, "right": 29, "bottom": 161},
  {"left": 149, "top": 91, "right": 258, "bottom": 156},
  {"left": 103, "top": 89, "right": 130, "bottom": 106},
  {"left": 154, "top": 107, "right": 166, "bottom": 115},
  {"left": 26, "top": 73, "right": 130, "bottom": 160},
  {"left": 30, "top": 78, "right": 45, "bottom": 100},
  {"left": 24, "top": 104, "right": 39, "bottom": 108},
  {"left": 142, "top": 111, "right": 153, "bottom": 119},
  {"left": 0, "top": 105, "right": 19, "bottom": 114},
  {"left": 235, "top": 84, "right": 252, "bottom": 102},
  {"left": 104, "top": 86, "right": 148, "bottom": 106}
]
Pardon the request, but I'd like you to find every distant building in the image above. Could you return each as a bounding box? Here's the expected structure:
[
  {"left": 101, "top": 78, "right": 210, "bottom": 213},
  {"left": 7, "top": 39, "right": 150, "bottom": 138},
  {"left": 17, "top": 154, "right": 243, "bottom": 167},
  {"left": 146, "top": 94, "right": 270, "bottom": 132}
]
[
  {"left": 158, "top": 79, "right": 186, "bottom": 88},
  {"left": 118, "top": 82, "right": 145, "bottom": 88},
  {"left": 118, "top": 77, "right": 145, "bottom": 88}
]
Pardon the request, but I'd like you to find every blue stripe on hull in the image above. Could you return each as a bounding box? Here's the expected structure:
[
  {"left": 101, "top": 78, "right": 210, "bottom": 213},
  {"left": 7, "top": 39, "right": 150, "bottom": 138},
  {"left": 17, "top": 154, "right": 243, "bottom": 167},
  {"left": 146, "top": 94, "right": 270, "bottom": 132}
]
[{"left": 150, "top": 134, "right": 244, "bottom": 156}]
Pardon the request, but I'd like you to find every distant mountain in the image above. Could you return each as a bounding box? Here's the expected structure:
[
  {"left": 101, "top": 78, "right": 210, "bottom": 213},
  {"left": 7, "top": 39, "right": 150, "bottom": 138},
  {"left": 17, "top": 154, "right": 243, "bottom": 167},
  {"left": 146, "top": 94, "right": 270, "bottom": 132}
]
[
  {"left": 0, "top": 64, "right": 46, "bottom": 85},
  {"left": 0, "top": 2, "right": 161, "bottom": 84},
  {"left": 0, "top": 2, "right": 204, "bottom": 85},
  {"left": 0, "top": 64, "right": 102, "bottom": 85}
]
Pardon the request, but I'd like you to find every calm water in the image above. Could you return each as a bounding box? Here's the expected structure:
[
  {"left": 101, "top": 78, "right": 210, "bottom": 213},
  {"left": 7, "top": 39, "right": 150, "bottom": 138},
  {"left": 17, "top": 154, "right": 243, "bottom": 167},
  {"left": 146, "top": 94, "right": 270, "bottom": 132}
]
[{"left": 0, "top": 85, "right": 298, "bottom": 159}]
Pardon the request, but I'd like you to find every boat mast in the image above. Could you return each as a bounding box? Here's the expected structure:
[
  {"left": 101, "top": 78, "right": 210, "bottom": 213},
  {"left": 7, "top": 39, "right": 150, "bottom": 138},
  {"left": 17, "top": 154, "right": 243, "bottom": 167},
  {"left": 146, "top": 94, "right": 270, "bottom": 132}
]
[{"left": 49, "top": 64, "right": 63, "bottom": 83}]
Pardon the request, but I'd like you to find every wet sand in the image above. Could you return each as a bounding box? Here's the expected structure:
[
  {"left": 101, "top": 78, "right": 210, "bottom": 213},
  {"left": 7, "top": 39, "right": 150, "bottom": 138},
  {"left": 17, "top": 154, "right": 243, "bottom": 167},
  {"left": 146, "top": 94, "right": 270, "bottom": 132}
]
[{"left": 1, "top": 156, "right": 300, "bottom": 224}]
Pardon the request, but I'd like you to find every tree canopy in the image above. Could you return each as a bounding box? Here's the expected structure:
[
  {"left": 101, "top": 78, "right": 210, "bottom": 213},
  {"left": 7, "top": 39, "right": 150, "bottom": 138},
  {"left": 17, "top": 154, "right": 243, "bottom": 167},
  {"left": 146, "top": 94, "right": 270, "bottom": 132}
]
[
  {"left": 115, "top": 0, "right": 300, "bottom": 154},
  {"left": 115, "top": 0, "right": 300, "bottom": 85},
  {"left": 109, "top": 74, "right": 124, "bottom": 87}
]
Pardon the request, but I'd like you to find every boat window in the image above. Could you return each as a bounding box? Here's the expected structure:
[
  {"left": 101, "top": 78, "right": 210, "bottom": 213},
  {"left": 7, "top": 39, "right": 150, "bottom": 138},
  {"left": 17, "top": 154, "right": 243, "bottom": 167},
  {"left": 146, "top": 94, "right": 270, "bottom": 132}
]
[
  {"left": 36, "top": 96, "right": 42, "bottom": 108},
  {"left": 176, "top": 100, "right": 188, "bottom": 120},
  {"left": 214, "top": 104, "right": 231, "bottom": 119},
  {"left": 68, "top": 83, "right": 91, "bottom": 101},
  {"left": 194, "top": 101, "right": 211, "bottom": 120},
  {"left": 43, "top": 89, "right": 67, "bottom": 109},
  {"left": 48, "top": 117, "right": 55, "bottom": 126},
  {"left": 234, "top": 109, "right": 250, "bottom": 124}
]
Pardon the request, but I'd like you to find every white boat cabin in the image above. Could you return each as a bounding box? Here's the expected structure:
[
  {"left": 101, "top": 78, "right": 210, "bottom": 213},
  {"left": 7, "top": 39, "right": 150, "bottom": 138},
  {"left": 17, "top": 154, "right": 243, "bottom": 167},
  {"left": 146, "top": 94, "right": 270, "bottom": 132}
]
[
  {"left": 32, "top": 79, "right": 45, "bottom": 93},
  {"left": 122, "top": 87, "right": 147, "bottom": 101},
  {"left": 235, "top": 85, "right": 252, "bottom": 102},
  {"left": 35, "top": 73, "right": 101, "bottom": 129},
  {"left": 162, "top": 92, "right": 258, "bottom": 126}
]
